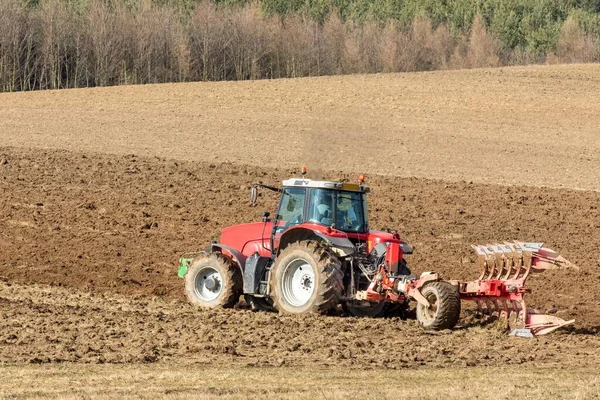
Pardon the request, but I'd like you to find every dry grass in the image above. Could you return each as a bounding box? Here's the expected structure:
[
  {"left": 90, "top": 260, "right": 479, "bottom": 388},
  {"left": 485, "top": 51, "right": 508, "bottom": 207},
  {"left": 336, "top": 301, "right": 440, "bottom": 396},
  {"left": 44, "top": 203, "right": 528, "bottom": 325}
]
[{"left": 1, "top": 363, "right": 599, "bottom": 399}]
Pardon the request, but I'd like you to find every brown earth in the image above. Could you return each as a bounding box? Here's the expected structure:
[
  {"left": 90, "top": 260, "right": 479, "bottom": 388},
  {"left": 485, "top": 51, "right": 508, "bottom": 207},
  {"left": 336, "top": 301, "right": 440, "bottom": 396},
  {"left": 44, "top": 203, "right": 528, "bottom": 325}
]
[
  {"left": 5, "top": 277, "right": 600, "bottom": 368},
  {"left": 1, "top": 64, "right": 600, "bottom": 191},
  {"left": 1, "top": 65, "right": 600, "bottom": 395},
  {"left": 0, "top": 146, "right": 599, "bottom": 371}
]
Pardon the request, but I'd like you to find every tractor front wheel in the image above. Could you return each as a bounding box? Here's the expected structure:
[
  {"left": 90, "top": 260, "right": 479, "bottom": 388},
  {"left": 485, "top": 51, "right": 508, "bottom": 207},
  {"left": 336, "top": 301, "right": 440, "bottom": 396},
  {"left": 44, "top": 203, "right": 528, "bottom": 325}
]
[
  {"left": 184, "top": 253, "right": 242, "bottom": 309},
  {"left": 416, "top": 281, "right": 461, "bottom": 330},
  {"left": 271, "top": 241, "right": 343, "bottom": 315}
]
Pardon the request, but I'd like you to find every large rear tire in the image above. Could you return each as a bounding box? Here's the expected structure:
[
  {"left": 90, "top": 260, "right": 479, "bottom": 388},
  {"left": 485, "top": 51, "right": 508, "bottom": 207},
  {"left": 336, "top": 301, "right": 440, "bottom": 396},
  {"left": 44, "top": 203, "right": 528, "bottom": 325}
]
[
  {"left": 184, "top": 253, "right": 242, "bottom": 308},
  {"left": 416, "top": 281, "right": 461, "bottom": 330},
  {"left": 271, "top": 241, "right": 343, "bottom": 315}
]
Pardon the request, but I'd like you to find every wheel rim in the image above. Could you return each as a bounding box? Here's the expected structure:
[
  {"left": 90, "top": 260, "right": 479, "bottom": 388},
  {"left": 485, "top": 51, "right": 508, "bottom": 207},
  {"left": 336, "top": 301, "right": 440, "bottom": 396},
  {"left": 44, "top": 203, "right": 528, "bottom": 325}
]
[
  {"left": 281, "top": 258, "right": 316, "bottom": 307},
  {"left": 193, "top": 266, "right": 223, "bottom": 302},
  {"left": 419, "top": 292, "right": 439, "bottom": 322}
]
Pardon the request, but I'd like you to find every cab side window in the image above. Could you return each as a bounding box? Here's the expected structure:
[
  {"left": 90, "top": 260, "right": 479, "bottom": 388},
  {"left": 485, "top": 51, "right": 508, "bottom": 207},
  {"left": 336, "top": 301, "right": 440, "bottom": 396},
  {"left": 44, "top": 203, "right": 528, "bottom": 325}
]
[
  {"left": 276, "top": 187, "right": 305, "bottom": 232},
  {"left": 336, "top": 191, "right": 363, "bottom": 231}
]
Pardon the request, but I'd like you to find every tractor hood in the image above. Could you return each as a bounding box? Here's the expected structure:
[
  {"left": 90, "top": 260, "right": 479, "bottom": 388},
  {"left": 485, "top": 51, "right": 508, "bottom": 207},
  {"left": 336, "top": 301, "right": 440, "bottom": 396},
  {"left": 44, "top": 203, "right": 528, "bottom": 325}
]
[
  {"left": 220, "top": 222, "right": 273, "bottom": 257},
  {"left": 219, "top": 222, "right": 412, "bottom": 258}
]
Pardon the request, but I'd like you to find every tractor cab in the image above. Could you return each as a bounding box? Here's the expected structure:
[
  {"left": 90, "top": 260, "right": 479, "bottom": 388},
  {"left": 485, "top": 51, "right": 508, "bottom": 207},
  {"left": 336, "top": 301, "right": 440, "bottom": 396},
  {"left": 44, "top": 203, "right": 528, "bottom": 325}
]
[{"left": 275, "top": 178, "right": 369, "bottom": 234}]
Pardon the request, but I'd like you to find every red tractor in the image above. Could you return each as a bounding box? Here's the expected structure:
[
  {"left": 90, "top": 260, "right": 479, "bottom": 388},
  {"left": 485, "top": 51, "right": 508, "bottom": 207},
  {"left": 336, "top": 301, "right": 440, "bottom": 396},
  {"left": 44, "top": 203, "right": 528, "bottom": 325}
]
[{"left": 178, "top": 170, "right": 576, "bottom": 336}]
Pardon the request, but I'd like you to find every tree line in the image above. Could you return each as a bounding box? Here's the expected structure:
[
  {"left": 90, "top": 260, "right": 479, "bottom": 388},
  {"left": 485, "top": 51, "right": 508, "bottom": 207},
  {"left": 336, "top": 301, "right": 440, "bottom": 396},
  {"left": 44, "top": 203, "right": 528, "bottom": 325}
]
[{"left": 1, "top": 0, "right": 599, "bottom": 92}]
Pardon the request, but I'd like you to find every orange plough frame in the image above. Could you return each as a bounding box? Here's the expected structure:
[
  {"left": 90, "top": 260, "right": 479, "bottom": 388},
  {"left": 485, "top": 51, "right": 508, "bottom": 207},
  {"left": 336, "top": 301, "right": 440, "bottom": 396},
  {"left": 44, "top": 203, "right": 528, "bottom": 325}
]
[{"left": 356, "top": 241, "right": 577, "bottom": 337}]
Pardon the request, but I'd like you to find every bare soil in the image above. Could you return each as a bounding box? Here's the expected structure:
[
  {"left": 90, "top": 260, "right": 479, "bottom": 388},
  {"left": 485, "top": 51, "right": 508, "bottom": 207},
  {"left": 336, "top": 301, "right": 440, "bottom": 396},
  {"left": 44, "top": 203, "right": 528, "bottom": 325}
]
[
  {"left": 1, "top": 64, "right": 600, "bottom": 190},
  {"left": 0, "top": 146, "right": 599, "bottom": 370},
  {"left": 1, "top": 276, "right": 600, "bottom": 368},
  {"left": 1, "top": 65, "right": 600, "bottom": 396}
]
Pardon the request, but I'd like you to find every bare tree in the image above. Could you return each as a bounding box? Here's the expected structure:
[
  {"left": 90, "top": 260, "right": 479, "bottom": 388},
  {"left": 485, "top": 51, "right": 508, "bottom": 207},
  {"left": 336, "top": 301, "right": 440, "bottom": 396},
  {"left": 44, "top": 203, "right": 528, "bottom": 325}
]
[
  {"left": 556, "top": 16, "right": 598, "bottom": 63},
  {"left": 0, "top": 0, "right": 35, "bottom": 91},
  {"left": 466, "top": 14, "right": 500, "bottom": 68}
]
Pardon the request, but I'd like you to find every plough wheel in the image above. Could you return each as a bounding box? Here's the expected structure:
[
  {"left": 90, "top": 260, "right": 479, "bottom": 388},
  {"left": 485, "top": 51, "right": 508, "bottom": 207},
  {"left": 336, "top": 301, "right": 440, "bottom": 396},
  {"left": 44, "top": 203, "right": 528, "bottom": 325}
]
[{"left": 416, "top": 281, "right": 461, "bottom": 330}]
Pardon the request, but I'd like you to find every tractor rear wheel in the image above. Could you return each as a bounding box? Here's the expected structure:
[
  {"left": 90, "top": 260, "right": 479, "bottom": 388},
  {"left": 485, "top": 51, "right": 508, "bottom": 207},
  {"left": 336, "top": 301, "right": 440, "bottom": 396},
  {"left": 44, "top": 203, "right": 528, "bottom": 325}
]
[
  {"left": 184, "top": 253, "right": 242, "bottom": 309},
  {"left": 416, "top": 281, "right": 461, "bottom": 330},
  {"left": 271, "top": 241, "right": 343, "bottom": 315}
]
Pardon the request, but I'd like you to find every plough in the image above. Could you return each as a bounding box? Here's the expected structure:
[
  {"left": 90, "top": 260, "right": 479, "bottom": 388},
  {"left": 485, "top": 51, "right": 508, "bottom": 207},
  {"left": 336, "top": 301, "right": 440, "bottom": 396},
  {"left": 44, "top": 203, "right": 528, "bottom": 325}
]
[{"left": 458, "top": 242, "right": 577, "bottom": 337}]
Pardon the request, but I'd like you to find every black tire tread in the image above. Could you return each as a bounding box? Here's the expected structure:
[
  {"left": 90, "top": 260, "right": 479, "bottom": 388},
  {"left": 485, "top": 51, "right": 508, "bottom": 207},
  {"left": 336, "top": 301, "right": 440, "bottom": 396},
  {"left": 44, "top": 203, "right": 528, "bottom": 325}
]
[
  {"left": 271, "top": 241, "right": 343, "bottom": 315},
  {"left": 417, "top": 281, "right": 461, "bottom": 330},
  {"left": 184, "top": 252, "right": 242, "bottom": 309}
]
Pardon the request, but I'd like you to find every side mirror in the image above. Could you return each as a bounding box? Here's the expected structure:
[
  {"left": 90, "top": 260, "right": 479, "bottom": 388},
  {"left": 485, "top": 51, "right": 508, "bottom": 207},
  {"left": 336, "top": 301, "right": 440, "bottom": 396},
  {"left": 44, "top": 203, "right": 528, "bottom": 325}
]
[
  {"left": 262, "top": 211, "right": 271, "bottom": 223},
  {"left": 250, "top": 186, "right": 258, "bottom": 205}
]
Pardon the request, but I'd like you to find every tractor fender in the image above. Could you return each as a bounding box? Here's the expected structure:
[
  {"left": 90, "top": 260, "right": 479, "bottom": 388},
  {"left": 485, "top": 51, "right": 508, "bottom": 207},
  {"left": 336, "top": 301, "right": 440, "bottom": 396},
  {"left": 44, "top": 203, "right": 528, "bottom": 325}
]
[
  {"left": 278, "top": 227, "right": 355, "bottom": 257},
  {"left": 210, "top": 243, "right": 247, "bottom": 273}
]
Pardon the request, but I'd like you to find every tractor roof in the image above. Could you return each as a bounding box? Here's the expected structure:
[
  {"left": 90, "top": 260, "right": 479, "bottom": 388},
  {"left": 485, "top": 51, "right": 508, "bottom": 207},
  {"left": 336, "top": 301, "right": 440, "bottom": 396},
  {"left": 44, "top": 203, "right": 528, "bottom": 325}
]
[{"left": 282, "top": 178, "right": 369, "bottom": 192}]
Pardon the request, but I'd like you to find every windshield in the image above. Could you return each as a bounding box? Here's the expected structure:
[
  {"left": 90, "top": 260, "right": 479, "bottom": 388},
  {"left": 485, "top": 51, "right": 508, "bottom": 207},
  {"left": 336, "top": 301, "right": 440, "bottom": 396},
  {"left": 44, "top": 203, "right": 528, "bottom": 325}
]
[{"left": 308, "top": 189, "right": 367, "bottom": 233}]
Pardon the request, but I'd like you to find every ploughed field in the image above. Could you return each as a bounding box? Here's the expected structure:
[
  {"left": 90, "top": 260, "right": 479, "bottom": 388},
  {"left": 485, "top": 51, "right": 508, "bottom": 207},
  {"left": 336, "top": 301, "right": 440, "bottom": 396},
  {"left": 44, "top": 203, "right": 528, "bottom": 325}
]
[
  {"left": 2, "top": 64, "right": 600, "bottom": 191},
  {"left": 1, "top": 64, "right": 600, "bottom": 398}
]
